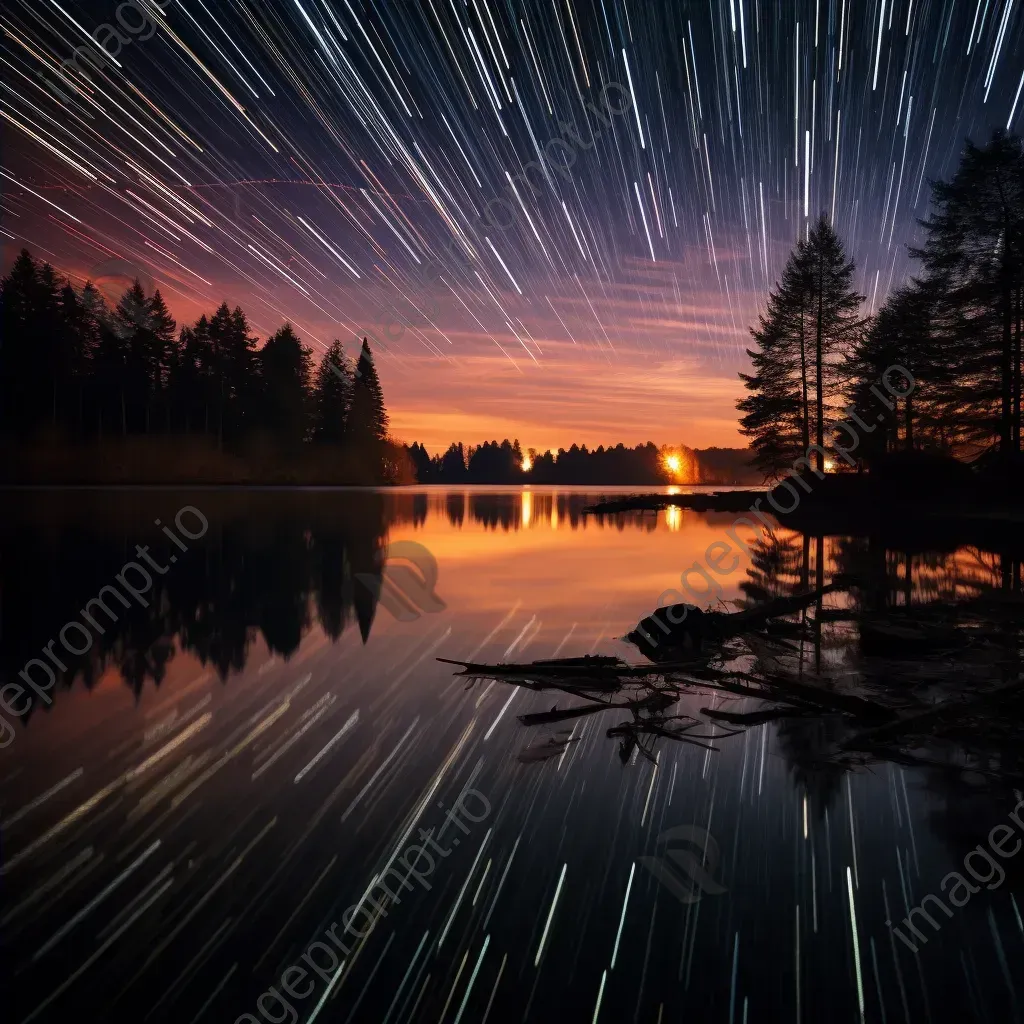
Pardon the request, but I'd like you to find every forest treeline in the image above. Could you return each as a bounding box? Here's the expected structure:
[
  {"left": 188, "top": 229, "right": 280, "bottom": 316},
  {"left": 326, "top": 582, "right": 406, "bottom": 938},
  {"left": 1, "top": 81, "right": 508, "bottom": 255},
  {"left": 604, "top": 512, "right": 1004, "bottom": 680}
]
[
  {"left": 408, "top": 439, "right": 664, "bottom": 484},
  {"left": 0, "top": 249, "right": 752, "bottom": 485},
  {"left": 0, "top": 250, "right": 398, "bottom": 481},
  {"left": 739, "top": 129, "right": 1024, "bottom": 479},
  {"left": 404, "top": 439, "right": 758, "bottom": 484}
]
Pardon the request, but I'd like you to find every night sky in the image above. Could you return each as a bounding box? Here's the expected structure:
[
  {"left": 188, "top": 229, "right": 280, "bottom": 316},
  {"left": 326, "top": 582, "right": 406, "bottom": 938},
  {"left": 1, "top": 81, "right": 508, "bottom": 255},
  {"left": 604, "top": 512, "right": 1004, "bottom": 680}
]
[{"left": 1, "top": 0, "right": 1022, "bottom": 451}]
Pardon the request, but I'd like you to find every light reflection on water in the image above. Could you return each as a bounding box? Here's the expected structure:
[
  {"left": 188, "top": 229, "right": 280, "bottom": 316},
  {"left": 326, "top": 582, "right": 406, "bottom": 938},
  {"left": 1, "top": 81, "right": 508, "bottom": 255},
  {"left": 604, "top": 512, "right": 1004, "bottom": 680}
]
[{"left": 0, "top": 488, "right": 1021, "bottom": 1024}]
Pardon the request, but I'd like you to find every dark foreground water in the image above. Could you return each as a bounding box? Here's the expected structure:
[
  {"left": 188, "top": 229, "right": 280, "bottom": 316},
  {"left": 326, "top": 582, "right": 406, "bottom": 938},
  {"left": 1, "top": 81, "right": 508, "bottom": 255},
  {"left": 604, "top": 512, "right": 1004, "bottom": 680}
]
[{"left": 1, "top": 488, "right": 1022, "bottom": 1024}]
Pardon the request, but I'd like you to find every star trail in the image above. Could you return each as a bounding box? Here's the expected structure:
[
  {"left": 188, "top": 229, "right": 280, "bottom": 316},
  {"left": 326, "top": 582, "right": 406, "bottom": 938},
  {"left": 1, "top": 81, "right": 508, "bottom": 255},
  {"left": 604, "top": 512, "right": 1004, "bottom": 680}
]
[{"left": 1, "top": 0, "right": 1022, "bottom": 448}]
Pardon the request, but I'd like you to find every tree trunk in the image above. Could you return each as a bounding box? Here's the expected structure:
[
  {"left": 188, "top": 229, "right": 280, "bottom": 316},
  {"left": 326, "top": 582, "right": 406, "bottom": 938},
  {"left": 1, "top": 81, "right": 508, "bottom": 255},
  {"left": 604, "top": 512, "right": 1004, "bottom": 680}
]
[
  {"left": 814, "top": 535, "right": 824, "bottom": 674},
  {"left": 1014, "top": 286, "right": 1021, "bottom": 452},
  {"left": 1002, "top": 280, "right": 1013, "bottom": 454},
  {"left": 904, "top": 393, "right": 913, "bottom": 450},
  {"left": 799, "top": 314, "right": 810, "bottom": 455},
  {"left": 815, "top": 257, "right": 825, "bottom": 471}
]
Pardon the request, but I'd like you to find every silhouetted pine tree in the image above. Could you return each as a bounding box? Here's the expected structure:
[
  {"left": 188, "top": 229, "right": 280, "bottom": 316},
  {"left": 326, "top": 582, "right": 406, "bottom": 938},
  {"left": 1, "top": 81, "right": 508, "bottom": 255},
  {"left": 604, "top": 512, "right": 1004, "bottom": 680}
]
[
  {"left": 738, "top": 329, "right": 804, "bottom": 478},
  {"left": 803, "top": 216, "right": 864, "bottom": 466},
  {"left": 0, "top": 250, "right": 396, "bottom": 481},
  {"left": 348, "top": 338, "right": 388, "bottom": 446},
  {"left": 312, "top": 341, "right": 351, "bottom": 443},
  {"left": 115, "top": 279, "right": 175, "bottom": 434},
  {"left": 738, "top": 216, "right": 863, "bottom": 475},
  {"left": 208, "top": 303, "right": 258, "bottom": 447},
  {"left": 406, "top": 441, "right": 432, "bottom": 481},
  {"left": 149, "top": 290, "right": 177, "bottom": 432},
  {"left": 171, "top": 314, "right": 213, "bottom": 434},
  {"left": 912, "top": 129, "right": 1024, "bottom": 456},
  {"left": 439, "top": 442, "right": 469, "bottom": 480},
  {"left": 845, "top": 282, "right": 938, "bottom": 460},
  {"left": 36, "top": 263, "right": 64, "bottom": 430},
  {"left": 0, "top": 250, "right": 40, "bottom": 435},
  {"left": 257, "top": 324, "right": 312, "bottom": 446},
  {"left": 58, "top": 280, "right": 102, "bottom": 434}
]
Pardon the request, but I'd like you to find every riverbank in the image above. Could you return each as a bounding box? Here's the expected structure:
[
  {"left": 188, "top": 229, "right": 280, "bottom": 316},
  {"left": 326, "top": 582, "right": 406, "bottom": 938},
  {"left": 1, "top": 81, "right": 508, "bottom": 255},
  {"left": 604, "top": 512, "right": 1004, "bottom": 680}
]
[
  {"left": 584, "top": 469, "right": 1024, "bottom": 555},
  {"left": 0, "top": 437, "right": 414, "bottom": 486}
]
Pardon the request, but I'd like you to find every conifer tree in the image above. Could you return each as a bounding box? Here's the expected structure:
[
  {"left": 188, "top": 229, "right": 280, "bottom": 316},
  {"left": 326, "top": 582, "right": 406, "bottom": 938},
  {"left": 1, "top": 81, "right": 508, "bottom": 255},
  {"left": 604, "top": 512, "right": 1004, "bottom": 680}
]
[
  {"left": 312, "top": 340, "right": 352, "bottom": 443},
  {"left": 912, "top": 129, "right": 1024, "bottom": 455},
  {"left": 845, "top": 283, "right": 935, "bottom": 459},
  {"left": 0, "top": 249, "right": 392, "bottom": 483},
  {"left": 804, "top": 216, "right": 864, "bottom": 466},
  {"left": 738, "top": 215, "right": 863, "bottom": 476},
  {"left": 257, "top": 324, "right": 312, "bottom": 446},
  {"left": 348, "top": 338, "right": 388, "bottom": 446},
  {"left": 114, "top": 280, "right": 155, "bottom": 433},
  {"left": 738, "top": 330, "right": 803, "bottom": 478},
  {"left": 0, "top": 250, "right": 41, "bottom": 435},
  {"left": 148, "top": 290, "right": 177, "bottom": 431}
]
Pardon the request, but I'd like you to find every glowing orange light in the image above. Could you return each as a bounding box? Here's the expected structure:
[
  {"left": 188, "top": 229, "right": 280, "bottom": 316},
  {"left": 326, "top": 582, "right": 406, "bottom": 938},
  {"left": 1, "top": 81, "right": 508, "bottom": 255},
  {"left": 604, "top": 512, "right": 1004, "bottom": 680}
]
[
  {"left": 521, "top": 455, "right": 533, "bottom": 471},
  {"left": 824, "top": 458, "right": 835, "bottom": 472},
  {"left": 664, "top": 453, "right": 682, "bottom": 474}
]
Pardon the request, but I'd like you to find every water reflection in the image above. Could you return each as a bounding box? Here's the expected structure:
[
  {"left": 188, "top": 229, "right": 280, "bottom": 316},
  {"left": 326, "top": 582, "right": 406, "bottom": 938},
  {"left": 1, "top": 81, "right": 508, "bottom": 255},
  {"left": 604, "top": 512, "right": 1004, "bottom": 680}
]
[
  {"left": 1, "top": 489, "right": 1018, "bottom": 730},
  {"left": 1, "top": 488, "right": 1022, "bottom": 1023}
]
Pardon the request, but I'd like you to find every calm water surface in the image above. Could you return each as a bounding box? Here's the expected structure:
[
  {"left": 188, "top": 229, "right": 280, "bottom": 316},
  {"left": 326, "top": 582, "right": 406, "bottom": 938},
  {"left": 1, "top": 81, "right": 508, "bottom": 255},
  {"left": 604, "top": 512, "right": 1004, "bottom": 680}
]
[{"left": 1, "top": 487, "right": 1021, "bottom": 1024}]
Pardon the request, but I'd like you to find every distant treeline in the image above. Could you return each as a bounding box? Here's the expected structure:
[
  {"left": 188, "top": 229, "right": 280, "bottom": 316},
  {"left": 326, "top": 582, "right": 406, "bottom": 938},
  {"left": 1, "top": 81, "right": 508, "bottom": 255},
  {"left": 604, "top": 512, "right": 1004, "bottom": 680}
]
[
  {"left": 0, "top": 250, "right": 401, "bottom": 482},
  {"left": 405, "top": 439, "right": 759, "bottom": 484},
  {"left": 0, "top": 250, "right": 763, "bottom": 487},
  {"left": 740, "top": 129, "right": 1024, "bottom": 479}
]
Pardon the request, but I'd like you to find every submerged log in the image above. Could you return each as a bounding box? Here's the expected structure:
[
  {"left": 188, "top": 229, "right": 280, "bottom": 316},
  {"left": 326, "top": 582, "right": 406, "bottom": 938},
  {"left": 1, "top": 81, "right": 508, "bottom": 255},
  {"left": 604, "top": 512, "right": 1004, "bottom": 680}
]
[
  {"left": 518, "top": 703, "right": 614, "bottom": 726},
  {"left": 437, "top": 655, "right": 624, "bottom": 676},
  {"left": 518, "top": 691, "right": 676, "bottom": 727},
  {"left": 625, "top": 583, "right": 847, "bottom": 661}
]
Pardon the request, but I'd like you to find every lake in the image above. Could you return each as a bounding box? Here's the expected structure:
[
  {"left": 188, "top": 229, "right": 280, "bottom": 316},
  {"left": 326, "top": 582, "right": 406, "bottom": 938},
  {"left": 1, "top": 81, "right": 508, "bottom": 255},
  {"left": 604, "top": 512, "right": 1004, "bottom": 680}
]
[{"left": 1, "top": 487, "right": 1022, "bottom": 1024}]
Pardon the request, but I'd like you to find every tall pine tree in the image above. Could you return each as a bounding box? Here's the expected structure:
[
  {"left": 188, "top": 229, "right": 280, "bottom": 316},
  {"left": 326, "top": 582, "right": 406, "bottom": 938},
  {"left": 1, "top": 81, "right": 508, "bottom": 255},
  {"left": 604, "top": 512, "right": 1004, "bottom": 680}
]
[
  {"left": 257, "top": 324, "right": 312, "bottom": 446},
  {"left": 738, "top": 216, "right": 863, "bottom": 476},
  {"left": 312, "top": 341, "right": 352, "bottom": 443},
  {"left": 912, "top": 129, "right": 1024, "bottom": 456},
  {"left": 348, "top": 338, "right": 388, "bottom": 446}
]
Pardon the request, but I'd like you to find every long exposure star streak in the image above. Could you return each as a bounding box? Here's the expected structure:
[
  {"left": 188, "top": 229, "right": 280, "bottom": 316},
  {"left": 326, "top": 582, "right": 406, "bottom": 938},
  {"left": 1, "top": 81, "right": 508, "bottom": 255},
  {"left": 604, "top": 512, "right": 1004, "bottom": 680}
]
[{"left": 1, "top": 0, "right": 1021, "bottom": 448}]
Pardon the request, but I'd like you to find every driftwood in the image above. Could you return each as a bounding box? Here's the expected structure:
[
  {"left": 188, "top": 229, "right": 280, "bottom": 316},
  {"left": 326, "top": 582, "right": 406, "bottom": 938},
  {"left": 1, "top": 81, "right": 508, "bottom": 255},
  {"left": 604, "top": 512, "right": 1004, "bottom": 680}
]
[
  {"left": 518, "top": 692, "right": 674, "bottom": 726},
  {"left": 437, "top": 654, "right": 624, "bottom": 676},
  {"left": 625, "top": 583, "right": 848, "bottom": 660},
  {"left": 437, "top": 579, "right": 1024, "bottom": 779}
]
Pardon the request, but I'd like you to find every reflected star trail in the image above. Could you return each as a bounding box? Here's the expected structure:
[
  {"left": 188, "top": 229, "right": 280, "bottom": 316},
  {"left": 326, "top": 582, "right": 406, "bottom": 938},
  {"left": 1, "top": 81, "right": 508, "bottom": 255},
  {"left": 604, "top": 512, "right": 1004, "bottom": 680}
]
[
  {"left": 3, "top": 491, "right": 1023, "bottom": 1023},
  {"left": 1, "top": 0, "right": 1022, "bottom": 447}
]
